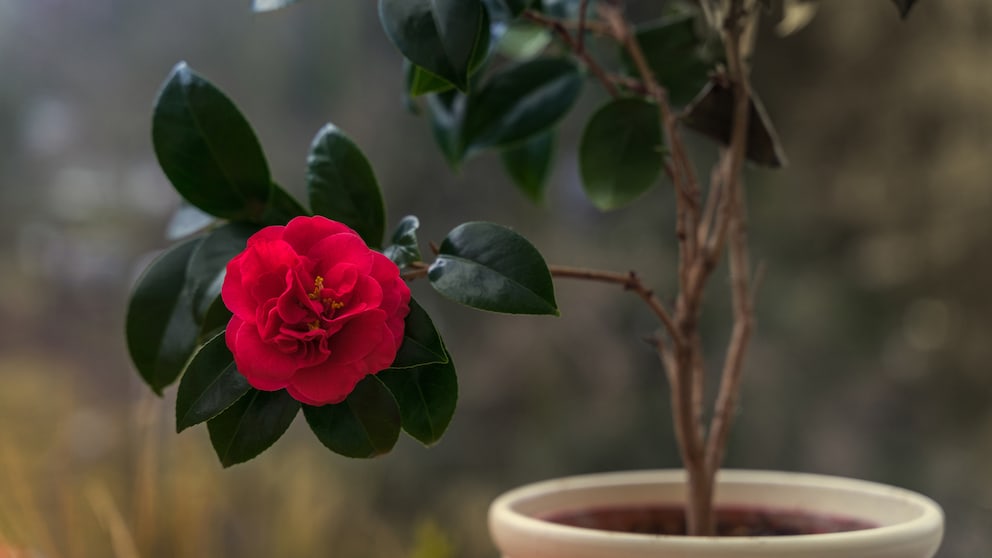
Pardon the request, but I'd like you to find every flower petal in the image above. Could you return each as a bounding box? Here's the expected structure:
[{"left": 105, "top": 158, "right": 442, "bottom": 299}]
[{"left": 282, "top": 215, "right": 357, "bottom": 255}]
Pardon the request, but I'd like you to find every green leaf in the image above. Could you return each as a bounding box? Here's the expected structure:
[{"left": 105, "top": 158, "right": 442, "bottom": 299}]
[
  {"left": 462, "top": 58, "right": 582, "bottom": 156},
  {"left": 500, "top": 130, "right": 553, "bottom": 203},
  {"left": 175, "top": 333, "right": 251, "bottom": 432},
  {"left": 624, "top": 14, "right": 718, "bottom": 106},
  {"left": 126, "top": 238, "right": 202, "bottom": 394},
  {"left": 579, "top": 98, "right": 664, "bottom": 210},
  {"left": 186, "top": 223, "right": 258, "bottom": 323},
  {"left": 379, "top": 357, "right": 457, "bottom": 446},
  {"left": 391, "top": 298, "right": 449, "bottom": 369},
  {"left": 379, "top": 0, "right": 487, "bottom": 91},
  {"left": 152, "top": 62, "right": 271, "bottom": 221},
  {"left": 531, "top": 0, "right": 595, "bottom": 20},
  {"left": 383, "top": 215, "right": 422, "bottom": 269},
  {"left": 207, "top": 389, "right": 300, "bottom": 467},
  {"left": 253, "top": 0, "right": 302, "bottom": 12},
  {"left": 199, "top": 294, "right": 233, "bottom": 342},
  {"left": 303, "top": 376, "right": 401, "bottom": 458},
  {"left": 406, "top": 61, "right": 456, "bottom": 97},
  {"left": 496, "top": 23, "right": 551, "bottom": 60},
  {"left": 503, "top": 0, "right": 533, "bottom": 17},
  {"left": 261, "top": 182, "right": 309, "bottom": 226},
  {"left": 166, "top": 203, "right": 215, "bottom": 240},
  {"left": 426, "top": 91, "right": 466, "bottom": 168},
  {"left": 428, "top": 222, "right": 557, "bottom": 315},
  {"left": 307, "top": 124, "right": 386, "bottom": 248}
]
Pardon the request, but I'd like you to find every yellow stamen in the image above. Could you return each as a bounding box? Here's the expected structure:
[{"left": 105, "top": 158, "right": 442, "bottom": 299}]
[
  {"left": 308, "top": 276, "right": 325, "bottom": 300},
  {"left": 308, "top": 320, "right": 321, "bottom": 331}
]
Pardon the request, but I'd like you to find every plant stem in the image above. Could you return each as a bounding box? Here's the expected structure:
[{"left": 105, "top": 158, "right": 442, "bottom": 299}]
[
  {"left": 704, "top": 6, "right": 756, "bottom": 483},
  {"left": 523, "top": 10, "right": 619, "bottom": 97}
]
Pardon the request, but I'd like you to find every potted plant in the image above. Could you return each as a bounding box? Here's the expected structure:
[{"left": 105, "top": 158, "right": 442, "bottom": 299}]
[{"left": 125, "top": 0, "right": 943, "bottom": 555}]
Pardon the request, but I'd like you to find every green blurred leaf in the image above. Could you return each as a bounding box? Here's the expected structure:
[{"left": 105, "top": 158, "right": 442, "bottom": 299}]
[
  {"left": 426, "top": 90, "right": 466, "bottom": 168},
  {"left": 503, "top": 0, "right": 533, "bottom": 17},
  {"left": 199, "top": 294, "right": 233, "bottom": 342},
  {"left": 579, "top": 98, "right": 664, "bottom": 210},
  {"left": 126, "top": 238, "right": 202, "bottom": 395},
  {"left": 383, "top": 215, "right": 422, "bottom": 269},
  {"left": 261, "top": 181, "right": 309, "bottom": 226},
  {"left": 186, "top": 223, "right": 258, "bottom": 323},
  {"left": 539, "top": 0, "right": 588, "bottom": 19},
  {"left": 303, "top": 375, "right": 401, "bottom": 458},
  {"left": 152, "top": 62, "right": 271, "bottom": 221},
  {"left": 496, "top": 23, "right": 551, "bottom": 60},
  {"left": 391, "top": 298, "right": 449, "bottom": 369},
  {"left": 500, "top": 130, "right": 553, "bottom": 203},
  {"left": 253, "top": 0, "right": 301, "bottom": 12},
  {"left": 207, "top": 389, "right": 300, "bottom": 467},
  {"left": 165, "top": 203, "right": 215, "bottom": 241},
  {"left": 428, "top": 222, "right": 557, "bottom": 315},
  {"left": 406, "top": 62, "right": 457, "bottom": 97},
  {"left": 462, "top": 58, "right": 582, "bottom": 156},
  {"left": 176, "top": 333, "right": 251, "bottom": 432},
  {"left": 307, "top": 124, "right": 386, "bottom": 248},
  {"left": 624, "top": 14, "right": 717, "bottom": 106},
  {"left": 379, "top": 356, "right": 457, "bottom": 446},
  {"left": 379, "top": 0, "right": 487, "bottom": 91}
]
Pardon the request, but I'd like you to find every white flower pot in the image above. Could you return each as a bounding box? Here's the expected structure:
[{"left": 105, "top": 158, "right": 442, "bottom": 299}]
[{"left": 489, "top": 470, "right": 943, "bottom": 558}]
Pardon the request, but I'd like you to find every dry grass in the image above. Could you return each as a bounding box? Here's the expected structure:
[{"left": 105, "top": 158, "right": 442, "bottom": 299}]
[{"left": 0, "top": 354, "right": 459, "bottom": 558}]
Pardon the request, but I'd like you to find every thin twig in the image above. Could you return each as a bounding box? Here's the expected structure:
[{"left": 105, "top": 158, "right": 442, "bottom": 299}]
[
  {"left": 523, "top": 10, "right": 619, "bottom": 97},
  {"left": 548, "top": 265, "right": 681, "bottom": 344},
  {"left": 704, "top": 8, "right": 757, "bottom": 479}
]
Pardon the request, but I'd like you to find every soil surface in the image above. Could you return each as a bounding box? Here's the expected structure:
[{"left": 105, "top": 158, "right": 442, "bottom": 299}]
[{"left": 545, "top": 505, "right": 877, "bottom": 536}]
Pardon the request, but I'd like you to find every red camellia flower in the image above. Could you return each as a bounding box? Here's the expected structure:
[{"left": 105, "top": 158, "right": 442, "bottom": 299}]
[{"left": 221, "top": 216, "right": 411, "bottom": 406}]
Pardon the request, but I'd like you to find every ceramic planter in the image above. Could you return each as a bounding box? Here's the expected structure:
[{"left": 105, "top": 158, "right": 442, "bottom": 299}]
[{"left": 488, "top": 470, "right": 944, "bottom": 558}]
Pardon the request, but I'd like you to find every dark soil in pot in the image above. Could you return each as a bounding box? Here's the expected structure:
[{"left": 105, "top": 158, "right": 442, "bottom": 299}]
[{"left": 545, "top": 505, "right": 877, "bottom": 536}]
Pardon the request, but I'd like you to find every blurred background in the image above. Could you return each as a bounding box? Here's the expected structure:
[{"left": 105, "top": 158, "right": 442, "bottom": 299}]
[{"left": 0, "top": 0, "right": 989, "bottom": 556}]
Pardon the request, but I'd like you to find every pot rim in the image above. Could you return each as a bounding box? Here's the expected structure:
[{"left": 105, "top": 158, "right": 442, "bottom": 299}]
[{"left": 489, "top": 469, "right": 944, "bottom": 550}]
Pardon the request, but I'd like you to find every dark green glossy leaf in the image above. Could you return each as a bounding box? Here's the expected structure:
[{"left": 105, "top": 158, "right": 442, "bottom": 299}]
[
  {"left": 303, "top": 375, "right": 401, "bottom": 458},
  {"left": 379, "top": 0, "right": 487, "bottom": 91},
  {"left": 307, "top": 124, "right": 386, "bottom": 248},
  {"left": 152, "top": 62, "right": 271, "bottom": 221},
  {"left": 199, "top": 294, "right": 233, "bottom": 342},
  {"left": 253, "top": 0, "right": 301, "bottom": 12},
  {"left": 500, "top": 130, "right": 553, "bottom": 203},
  {"left": 624, "top": 14, "right": 717, "bottom": 106},
  {"left": 391, "top": 298, "right": 448, "bottom": 369},
  {"left": 428, "top": 222, "right": 557, "bottom": 315},
  {"left": 462, "top": 58, "right": 582, "bottom": 156},
  {"left": 682, "top": 80, "right": 787, "bottom": 168},
  {"left": 165, "top": 203, "right": 215, "bottom": 241},
  {"left": 207, "top": 389, "right": 300, "bottom": 467},
  {"left": 379, "top": 357, "right": 457, "bottom": 446},
  {"left": 383, "top": 215, "right": 422, "bottom": 269},
  {"left": 406, "top": 61, "right": 456, "bottom": 97},
  {"left": 186, "top": 223, "right": 258, "bottom": 323},
  {"left": 579, "top": 98, "right": 664, "bottom": 210},
  {"left": 126, "top": 238, "right": 202, "bottom": 394},
  {"left": 176, "top": 333, "right": 251, "bottom": 432},
  {"left": 426, "top": 90, "right": 466, "bottom": 168},
  {"left": 261, "top": 182, "right": 309, "bottom": 226}
]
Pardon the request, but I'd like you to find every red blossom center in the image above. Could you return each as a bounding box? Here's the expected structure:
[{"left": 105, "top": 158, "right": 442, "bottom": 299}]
[{"left": 307, "top": 275, "right": 345, "bottom": 331}]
